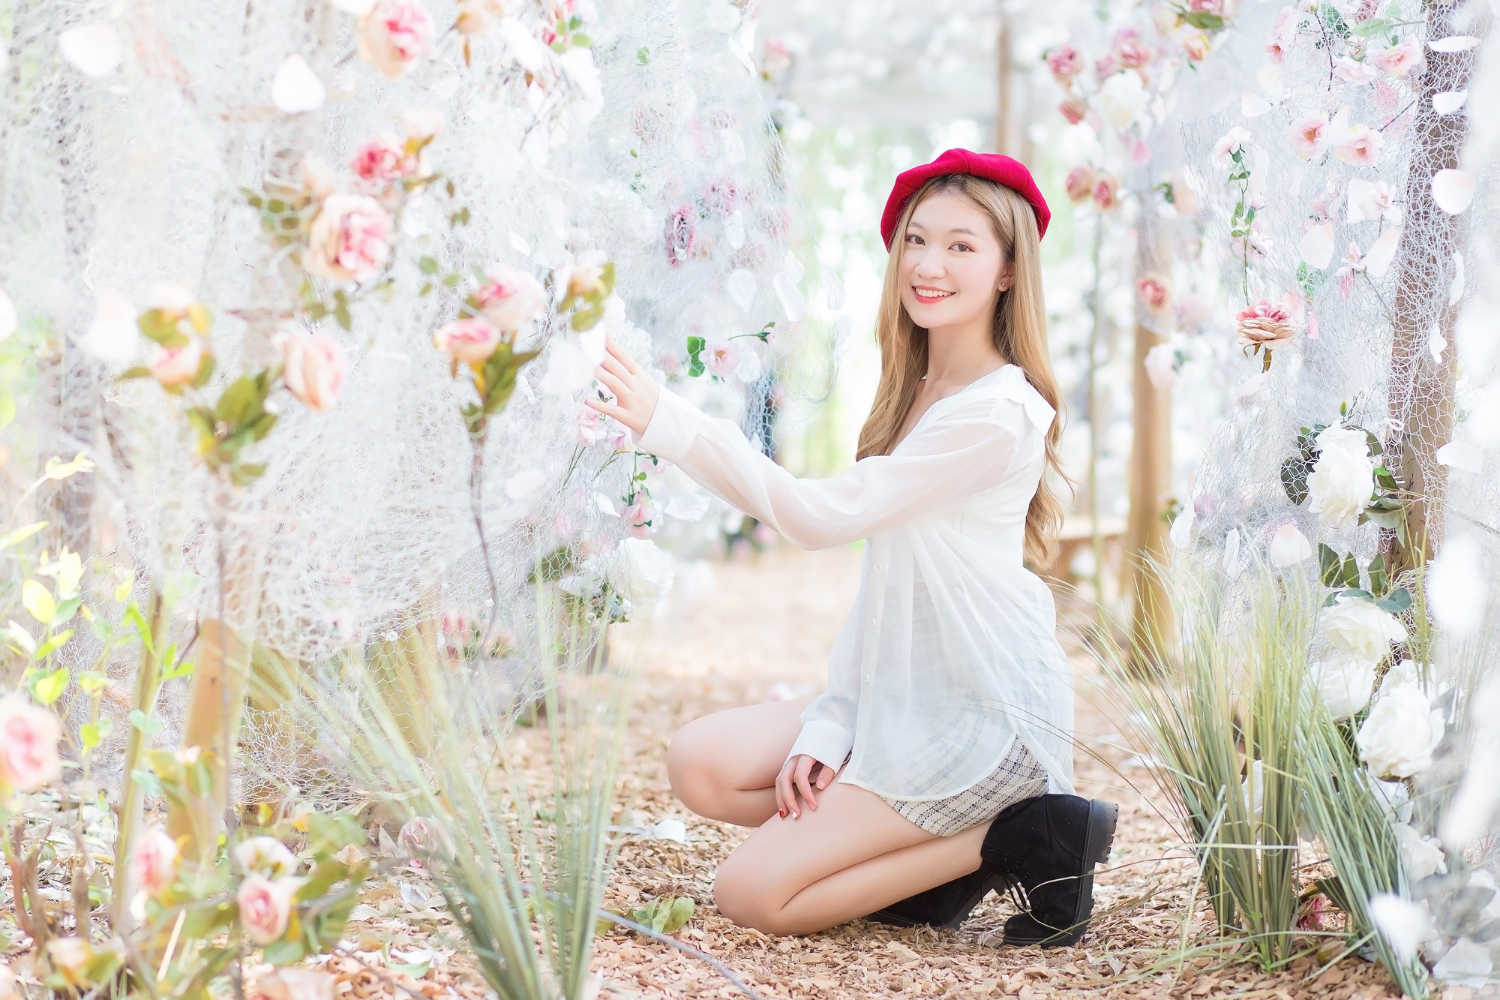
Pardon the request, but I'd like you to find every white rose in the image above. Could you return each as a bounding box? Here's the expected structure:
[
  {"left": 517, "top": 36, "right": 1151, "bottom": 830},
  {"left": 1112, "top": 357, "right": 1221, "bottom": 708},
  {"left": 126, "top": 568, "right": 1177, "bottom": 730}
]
[
  {"left": 234, "top": 835, "right": 298, "bottom": 878},
  {"left": 1320, "top": 596, "right": 1407, "bottom": 661},
  {"left": 1357, "top": 682, "right": 1444, "bottom": 778},
  {"left": 1097, "top": 71, "right": 1149, "bottom": 131},
  {"left": 1306, "top": 425, "right": 1375, "bottom": 528},
  {"left": 1267, "top": 523, "right": 1312, "bottom": 567},
  {"left": 616, "top": 538, "right": 674, "bottom": 618},
  {"left": 1393, "top": 822, "right": 1447, "bottom": 881},
  {"left": 1368, "top": 893, "right": 1431, "bottom": 962},
  {"left": 1309, "top": 655, "right": 1375, "bottom": 720}
]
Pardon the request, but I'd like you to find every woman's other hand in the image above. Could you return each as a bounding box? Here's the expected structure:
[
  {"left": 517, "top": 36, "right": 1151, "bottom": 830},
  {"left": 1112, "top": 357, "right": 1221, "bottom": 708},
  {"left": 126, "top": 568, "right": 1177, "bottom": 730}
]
[
  {"left": 774, "top": 754, "right": 838, "bottom": 820},
  {"left": 585, "top": 335, "right": 661, "bottom": 436}
]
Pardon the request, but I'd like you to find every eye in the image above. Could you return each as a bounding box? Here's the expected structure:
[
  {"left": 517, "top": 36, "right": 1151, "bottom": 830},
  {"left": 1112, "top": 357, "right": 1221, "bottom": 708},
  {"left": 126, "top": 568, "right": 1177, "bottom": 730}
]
[
  {"left": 905, "top": 234, "right": 924, "bottom": 245},
  {"left": 951, "top": 242, "right": 973, "bottom": 252}
]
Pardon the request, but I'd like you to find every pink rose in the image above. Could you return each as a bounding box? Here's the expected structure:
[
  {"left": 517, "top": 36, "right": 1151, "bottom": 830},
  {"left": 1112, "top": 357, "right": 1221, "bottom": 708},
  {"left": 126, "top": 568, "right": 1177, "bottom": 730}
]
[
  {"left": 1333, "top": 122, "right": 1384, "bottom": 167},
  {"left": 474, "top": 266, "right": 547, "bottom": 332},
  {"left": 432, "top": 317, "right": 502, "bottom": 365},
  {"left": 703, "top": 337, "right": 738, "bottom": 378},
  {"left": 149, "top": 337, "right": 207, "bottom": 389},
  {"left": 1182, "top": 34, "right": 1212, "bottom": 64},
  {"left": 1114, "top": 36, "right": 1152, "bottom": 70},
  {"left": 237, "top": 874, "right": 298, "bottom": 946},
  {"left": 576, "top": 404, "right": 607, "bottom": 445},
  {"left": 1045, "top": 44, "right": 1082, "bottom": 82},
  {"left": 1058, "top": 94, "right": 1088, "bottom": 125},
  {"left": 132, "top": 828, "right": 179, "bottom": 897},
  {"left": 1235, "top": 301, "right": 1296, "bottom": 346},
  {"left": 1137, "top": 274, "right": 1172, "bottom": 313},
  {"left": 1286, "top": 113, "right": 1330, "bottom": 159},
  {"left": 357, "top": 0, "right": 433, "bottom": 79},
  {"left": 305, "top": 194, "right": 391, "bottom": 283},
  {"left": 276, "top": 330, "right": 345, "bottom": 413},
  {"left": 622, "top": 496, "right": 656, "bottom": 539},
  {"left": 1334, "top": 56, "right": 1377, "bottom": 85},
  {"left": 1064, "top": 166, "right": 1096, "bottom": 203},
  {"left": 1187, "top": 0, "right": 1223, "bottom": 11},
  {"left": 398, "top": 816, "right": 453, "bottom": 862},
  {"left": 1265, "top": 7, "right": 1294, "bottom": 63},
  {"left": 1092, "top": 174, "right": 1120, "bottom": 211},
  {"left": 700, "top": 178, "right": 742, "bottom": 216},
  {"left": 0, "top": 695, "right": 61, "bottom": 791},
  {"left": 350, "top": 133, "right": 417, "bottom": 190},
  {"left": 664, "top": 206, "right": 698, "bottom": 267},
  {"left": 1372, "top": 42, "right": 1420, "bottom": 78}
]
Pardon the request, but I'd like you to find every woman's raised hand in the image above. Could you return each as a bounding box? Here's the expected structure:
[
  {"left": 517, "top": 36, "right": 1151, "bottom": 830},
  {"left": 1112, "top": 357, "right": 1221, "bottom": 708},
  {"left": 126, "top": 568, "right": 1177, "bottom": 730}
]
[
  {"left": 585, "top": 335, "right": 662, "bottom": 436},
  {"left": 775, "top": 753, "right": 838, "bottom": 820}
]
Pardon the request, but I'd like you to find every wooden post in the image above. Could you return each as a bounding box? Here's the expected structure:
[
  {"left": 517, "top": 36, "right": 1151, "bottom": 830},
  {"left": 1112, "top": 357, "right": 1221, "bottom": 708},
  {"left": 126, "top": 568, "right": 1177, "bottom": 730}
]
[
  {"left": 995, "top": 9, "right": 1015, "bottom": 155},
  {"left": 1381, "top": 1, "right": 1477, "bottom": 574}
]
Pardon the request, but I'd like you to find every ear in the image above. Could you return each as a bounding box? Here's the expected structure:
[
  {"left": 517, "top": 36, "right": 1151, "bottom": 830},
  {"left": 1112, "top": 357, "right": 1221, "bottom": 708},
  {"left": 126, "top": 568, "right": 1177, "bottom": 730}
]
[{"left": 997, "top": 258, "right": 1016, "bottom": 293}]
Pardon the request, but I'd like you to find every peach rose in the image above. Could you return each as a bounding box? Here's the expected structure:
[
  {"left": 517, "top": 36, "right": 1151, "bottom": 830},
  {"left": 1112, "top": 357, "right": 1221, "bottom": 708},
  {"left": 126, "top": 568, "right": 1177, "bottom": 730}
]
[
  {"left": 350, "top": 133, "right": 416, "bottom": 189},
  {"left": 1137, "top": 274, "right": 1172, "bottom": 313},
  {"left": 432, "top": 317, "right": 502, "bottom": 365},
  {"left": 149, "top": 336, "right": 207, "bottom": 389},
  {"left": 557, "top": 249, "right": 610, "bottom": 300},
  {"left": 237, "top": 873, "right": 299, "bottom": 946},
  {"left": 276, "top": 330, "right": 345, "bottom": 413},
  {"left": 1064, "top": 165, "right": 1096, "bottom": 203},
  {"left": 1113, "top": 31, "right": 1152, "bottom": 70},
  {"left": 305, "top": 194, "right": 390, "bottom": 283},
  {"left": 1286, "top": 113, "right": 1330, "bottom": 159},
  {"left": 1183, "top": 34, "right": 1212, "bottom": 64},
  {"left": 1333, "top": 122, "right": 1384, "bottom": 167},
  {"left": 474, "top": 266, "right": 547, "bottom": 333},
  {"left": 132, "top": 828, "right": 179, "bottom": 897},
  {"left": 1058, "top": 94, "right": 1088, "bottom": 125},
  {"left": 0, "top": 694, "right": 61, "bottom": 791},
  {"left": 1372, "top": 42, "right": 1421, "bottom": 78},
  {"left": 1235, "top": 301, "right": 1296, "bottom": 346},
  {"left": 357, "top": 0, "right": 433, "bottom": 79},
  {"left": 1092, "top": 174, "right": 1120, "bottom": 210}
]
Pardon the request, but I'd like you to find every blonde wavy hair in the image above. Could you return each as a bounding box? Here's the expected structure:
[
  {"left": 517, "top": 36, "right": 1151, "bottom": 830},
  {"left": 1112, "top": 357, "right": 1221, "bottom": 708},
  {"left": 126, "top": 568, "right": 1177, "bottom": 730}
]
[{"left": 856, "top": 173, "right": 1067, "bottom": 567}]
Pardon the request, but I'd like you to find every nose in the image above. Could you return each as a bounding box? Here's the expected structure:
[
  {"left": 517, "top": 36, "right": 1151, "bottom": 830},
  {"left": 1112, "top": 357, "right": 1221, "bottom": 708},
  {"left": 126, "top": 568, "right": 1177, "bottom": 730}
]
[{"left": 909, "top": 244, "right": 945, "bottom": 280}]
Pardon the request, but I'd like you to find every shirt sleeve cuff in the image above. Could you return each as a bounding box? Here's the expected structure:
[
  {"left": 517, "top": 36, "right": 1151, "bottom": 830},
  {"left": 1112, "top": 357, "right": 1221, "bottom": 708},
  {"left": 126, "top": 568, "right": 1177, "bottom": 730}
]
[
  {"left": 631, "top": 387, "right": 700, "bottom": 463},
  {"left": 787, "top": 720, "right": 854, "bottom": 772}
]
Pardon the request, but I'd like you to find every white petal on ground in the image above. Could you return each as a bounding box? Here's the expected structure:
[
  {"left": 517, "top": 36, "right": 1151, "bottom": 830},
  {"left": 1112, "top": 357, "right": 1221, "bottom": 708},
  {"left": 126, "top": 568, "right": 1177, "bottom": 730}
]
[
  {"left": 508, "top": 232, "right": 532, "bottom": 257},
  {"left": 1431, "top": 169, "right": 1475, "bottom": 215},
  {"left": 60, "top": 23, "right": 123, "bottom": 77},
  {"left": 272, "top": 55, "right": 326, "bottom": 113},
  {"left": 650, "top": 819, "right": 688, "bottom": 843}
]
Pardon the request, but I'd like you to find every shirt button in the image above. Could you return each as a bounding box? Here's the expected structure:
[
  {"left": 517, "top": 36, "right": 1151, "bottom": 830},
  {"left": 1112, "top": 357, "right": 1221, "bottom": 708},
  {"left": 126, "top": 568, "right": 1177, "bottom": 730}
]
[{"left": 869, "top": 618, "right": 876, "bottom": 627}]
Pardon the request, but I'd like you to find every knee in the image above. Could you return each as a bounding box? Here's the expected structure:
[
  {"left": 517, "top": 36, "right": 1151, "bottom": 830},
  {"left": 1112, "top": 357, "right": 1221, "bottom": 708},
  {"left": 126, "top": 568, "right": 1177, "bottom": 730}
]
[
  {"left": 713, "top": 854, "right": 794, "bottom": 935},
  {"left": 666, "top": 720, "right": 719, "bottom": 817}
]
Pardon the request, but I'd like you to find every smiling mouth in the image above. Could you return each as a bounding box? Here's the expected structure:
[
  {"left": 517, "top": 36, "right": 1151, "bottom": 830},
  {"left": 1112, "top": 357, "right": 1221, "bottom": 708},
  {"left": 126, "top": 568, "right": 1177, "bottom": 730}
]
[{"left": 913, "top": 287, "right": 954, "bottom": 302}]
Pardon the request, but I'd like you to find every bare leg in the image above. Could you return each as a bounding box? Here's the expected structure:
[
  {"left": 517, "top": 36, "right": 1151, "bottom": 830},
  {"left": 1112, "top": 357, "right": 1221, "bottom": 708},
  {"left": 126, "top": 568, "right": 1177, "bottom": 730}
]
[
  {"left": 666, "top": 698, "right": 810, "bottom": 827},
  {"left": 713, "top": 781, "right": 988, "bottom": 936}
]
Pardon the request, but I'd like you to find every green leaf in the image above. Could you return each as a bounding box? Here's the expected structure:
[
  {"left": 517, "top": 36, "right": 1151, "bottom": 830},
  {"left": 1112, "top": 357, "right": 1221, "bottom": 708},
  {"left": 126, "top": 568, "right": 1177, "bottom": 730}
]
[
  {"left": 571, "top": 302, "right": 605, "bottom": 331},
  {"left": 418, "top": 256, "right": 439, "bottom": 274},
  {"left": 1181, "top": 10, "right": 1224, "bottom": 28},
  {"left": 1339, "top": 552, "right": 1360, "bottom": 589},
  {"left": 22, "top": 580, "right": 56, "bottom": 625},
  {"left": 628, "top": 896, "right": 695, "bottom": 935},
  {"left": 1367, "top": 554, "right": 1388, "bottom": 598},
  {"left": 0, "top": 521, "right": 47, "bottom": 550},
  {"left": 261, "top": 938, "right": 306, "bottom": 967},
  {"left": 637, "top": 45, "right": 650, "bottom": 64},
  {"left": 138, "top": 309, "right": 189, "bottom": 348},
  {"left": 78, "top": 670, "right": 111, "bottom": 693},
  {"left": 334, "top": 290, "right": 352, "bottom": 331},
  {"left": 130, "top": 768, "right": 163, "bottom": 798},
  {"left": 34, "top": 628, "right": 75, "bottom": 661},
  {"left": 33, "top": 667, "right": 70, "bottom": 706},
  {"left": 52, "top": 595, "right": 82, "bottom": 625},
  {"left": 114, "top": 366, "right": 154, "bottom": 382},
  {"left": 216, "top": 374, "right": 262, "bottom": 426},
  {"left": 1376, "top": 588, "right": 1413, "bottom": 614},
  {"left": 6, "top": 620, "right": 36, "bottom": 656},
  {"left": 192, "top": 351, "right": 216, "bottom": 389},
  {"left": 306, "top": 811, "right": 366, "bottom": 858},
  {"left": 129, "top": 710, "right": 164, "bottom": 737},
  {"left": 1318, "top": 544, "right": 1341, "bottom": 587},
  {"left": 1280, "top": 455, "right": 1311, "bottom": 506},
  {"left": 81, "top": 717, "right": 114, "bottom": 751}
]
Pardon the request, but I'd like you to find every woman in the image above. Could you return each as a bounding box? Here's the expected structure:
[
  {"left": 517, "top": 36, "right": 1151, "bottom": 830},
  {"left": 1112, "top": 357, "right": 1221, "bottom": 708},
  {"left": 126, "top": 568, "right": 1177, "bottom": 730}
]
[{"left": 586, "top": 149, "right": 1117, "bottom": 944}]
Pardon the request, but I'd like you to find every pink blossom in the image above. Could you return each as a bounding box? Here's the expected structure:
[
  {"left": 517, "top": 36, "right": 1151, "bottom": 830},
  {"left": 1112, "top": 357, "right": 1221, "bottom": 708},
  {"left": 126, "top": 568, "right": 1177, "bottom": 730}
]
[
  {"left": 1235, "top": 301, "right": 1297, "bottom": 346},
  {"left": 398, "top": 816, "right": 453, "bottom": 862},
  {"left": 276, "top": 330, "right": 345, "bottom": 413},
  {"left": 149, "top": 337, "right": 207, "bottom": 389},
  {"left": 1187, "top": 0, "right": 1223, "bottom": 11},
  {"left": 1266, "top": 7, "right": 1295, "bottom": 62},
  {"left": 1064, "top": 165, "right": 1096, "bottom": 203},
  {"left": 432, "top": 317, "right": 502, "bottom": 365},
  {"left": 1137, "top": 274, "right": 1172, "bottom": 313},
  {"left": 1058, "top": 94, "right": 1088, "bottom": 125},
  {"left": 760, "top": 37, "right": 792, "bottom": 80},
  {"left": 1092, "top": 174, "right": 1120, "bottom": 210},
  {"left": 1212, "top": 126, "right": 1252, "bottom": 164},
  {"left": 576, "top": 404, "right": 608, "bottom": 445},
  {"left": 474, "top": 266, "right": 547, "bottom": 332},
  {"left": 350, "top": 133, "right": 418, "bottom": 191},
  {"left": 1113, "top": 30, "right": 1152, "bottom": 70},
  {"left": 1372, "top": 42, "right": 1421, "bottom": 78},
  {"left": 622, "top": 495, "right": 656, "bottom": 538},
  {"left": 1093, "top": 53, "right": 1118, "bottom": 81},
  {"left": 357, "top": 0, "right": 434, "bottom": 79},
  {"left": 1183, "top": 34, "right": 1212, "bottom": 64},
  {"left": 1373, "top": 79, "right": 1400, "bottom": 111},
  {"left": 305, "top": 194, "right": 391, "bottom": 283},
  {"left": 703, "top": 337, "right": 738, "bottom": 377},
  {"left": 1333, "top": 122, "right": 1384, "bottom": 167},
  {"left": 1336, "top": 242, "right": 1366, "bottom": 300},
  {"left": 237, "top": 874, "right": 298, "bottom": 946},
  {"left": 132, "top": 828, "right": 179, "bottom": 897},
  {"left": 664, "top": 206, "right": 698, "bottom": 267},
  {"left": 553, "top": 512, "right": 577, "bottom": 542},
  {"left": 0, "top": 695, "right": 61, "bottom": 792},
  {"left": 1334, "top": 56, "right": 1377, "bottom": 85},
  {"left": 700, "top": 178, "right": 742, "bottom": 216},
  {"left": 1044, "top": 44, "right": 1082, "bottom": 82},
  {"left": 1286, "top": 113, "right": 1330, "bottom": 159}
]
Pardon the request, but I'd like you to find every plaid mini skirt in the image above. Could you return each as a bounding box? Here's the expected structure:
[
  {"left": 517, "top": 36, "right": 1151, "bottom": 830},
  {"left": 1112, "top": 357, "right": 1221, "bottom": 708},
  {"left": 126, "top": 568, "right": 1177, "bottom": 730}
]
[{"left": 881, "top": 737, "right": 1049, "bottom": 837}]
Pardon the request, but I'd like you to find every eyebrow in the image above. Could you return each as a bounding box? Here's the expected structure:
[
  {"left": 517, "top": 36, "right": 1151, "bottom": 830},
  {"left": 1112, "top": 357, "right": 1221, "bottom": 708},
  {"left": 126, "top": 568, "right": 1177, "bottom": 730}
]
[{"left": 906, "top": 223, "right": 981, "bottom": 237}]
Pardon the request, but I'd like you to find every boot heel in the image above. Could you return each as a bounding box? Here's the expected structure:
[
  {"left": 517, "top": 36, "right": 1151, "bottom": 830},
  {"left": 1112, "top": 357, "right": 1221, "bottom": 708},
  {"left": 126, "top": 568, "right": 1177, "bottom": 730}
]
[{"left": 1088, "top": 800, "right": 1119, "bottom": 866}]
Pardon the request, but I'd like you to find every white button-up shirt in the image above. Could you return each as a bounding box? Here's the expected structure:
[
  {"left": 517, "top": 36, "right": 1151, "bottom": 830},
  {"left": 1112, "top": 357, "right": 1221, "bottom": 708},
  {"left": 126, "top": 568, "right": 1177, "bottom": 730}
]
[{"left": 631, "top": 364, "right": 1075, "bottom": 801}]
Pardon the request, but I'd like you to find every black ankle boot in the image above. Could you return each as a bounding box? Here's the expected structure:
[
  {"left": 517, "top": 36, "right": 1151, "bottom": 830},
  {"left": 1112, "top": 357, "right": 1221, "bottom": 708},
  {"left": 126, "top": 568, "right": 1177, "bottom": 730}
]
[
  {"left": 864, "top": 867, "right": 989, "bottom": 930},
  {"left": 981, "top": 795, "right": 1118, "bottom": 947}
]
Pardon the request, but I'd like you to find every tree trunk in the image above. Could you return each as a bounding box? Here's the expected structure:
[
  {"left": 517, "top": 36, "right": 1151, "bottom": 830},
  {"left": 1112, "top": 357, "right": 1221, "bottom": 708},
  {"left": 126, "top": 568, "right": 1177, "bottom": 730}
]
[{"left": 1125, "top": 224, "right": 1172, "bottom": 662}]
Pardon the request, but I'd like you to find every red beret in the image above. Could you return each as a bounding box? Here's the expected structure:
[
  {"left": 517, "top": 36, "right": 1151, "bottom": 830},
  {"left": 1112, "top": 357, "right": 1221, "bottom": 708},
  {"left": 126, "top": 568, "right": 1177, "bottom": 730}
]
[{"left": 880, "top": 148, "right": 1051, "bottom": 250}]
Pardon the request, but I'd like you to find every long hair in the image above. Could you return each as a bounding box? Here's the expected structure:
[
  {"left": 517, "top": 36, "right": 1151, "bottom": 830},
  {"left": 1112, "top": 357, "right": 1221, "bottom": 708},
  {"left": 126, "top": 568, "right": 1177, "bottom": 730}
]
[{"left": 855, "top": 173, "right": 1067, "bottom": 567}]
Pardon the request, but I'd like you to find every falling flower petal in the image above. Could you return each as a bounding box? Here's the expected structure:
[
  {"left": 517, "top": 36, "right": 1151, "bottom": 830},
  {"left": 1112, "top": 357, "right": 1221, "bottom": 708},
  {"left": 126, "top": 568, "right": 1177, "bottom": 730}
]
[
  {"left": 1241, "top": 91, "right": 1272, "bottom": 117},
  {"left": 1299, "top": 223, "right": 1335, "bottom": 269},
  {"left": 82, "top": 290, "right": 138, "bottom": 366},
  {"left": 1431, "top": 168, "right": 1475, "bottom": 215},
  {"left": 0, "top": 289, "right": 15, "bottom": 340},
  {"left": 1432, "top": 90, "right": 1468, "bottom": 114},
  {"left": 1365, "top": 229, "right": 1401, "bottom": 278},
  {"left": 1368, "top": 894, "right": 1431, "bottom": 962},
  {"left": 504, "top": 468, "right": 546, "bottom": 500},
  {"left": 1268, "top": 523, "right": 1312, "bottom": 567},
  {"left": 272, "top": 55, "right": 326, "bottom": 113},
  {"left": 1435, "top": 440, "right": 1482, "bottom": 474},
  {"left": 59, "top": 23, "right": 123, "bottom": 77},
  {"left": 1428, "top": 35, "right": 1480, "bottom": 52},
  {"left": 508, "top": 232, "right": 531, "bottom": 257},
  {"left": 1169, "top": 503, "right": 1196, "bottom": 548},
  {"left": 726, "top": 269, "right": 756, "bottom": 310}
]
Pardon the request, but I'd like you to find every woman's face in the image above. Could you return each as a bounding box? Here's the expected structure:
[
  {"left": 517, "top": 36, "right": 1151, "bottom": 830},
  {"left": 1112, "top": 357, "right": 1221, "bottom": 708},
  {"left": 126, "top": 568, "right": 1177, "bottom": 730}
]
[{"left": 897, "top": 190, "right": 1012, "bottom": 332}]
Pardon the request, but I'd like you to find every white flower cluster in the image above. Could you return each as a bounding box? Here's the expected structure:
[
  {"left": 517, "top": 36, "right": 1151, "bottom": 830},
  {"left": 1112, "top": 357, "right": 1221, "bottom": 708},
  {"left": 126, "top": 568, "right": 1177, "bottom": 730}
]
[{"left": 1306, "top": 425, "right": 1375, "bottom": 528}]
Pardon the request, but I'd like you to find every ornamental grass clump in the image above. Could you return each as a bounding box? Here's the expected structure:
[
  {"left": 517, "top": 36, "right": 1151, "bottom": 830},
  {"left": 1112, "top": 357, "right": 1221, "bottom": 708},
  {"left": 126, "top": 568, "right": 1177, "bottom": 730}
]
[
  {"left": 1102, "top": 557, "right": 1312, "bottom": 969},
  {"left": 300, "top": 590, "right": 629, "bottom": 1000}
]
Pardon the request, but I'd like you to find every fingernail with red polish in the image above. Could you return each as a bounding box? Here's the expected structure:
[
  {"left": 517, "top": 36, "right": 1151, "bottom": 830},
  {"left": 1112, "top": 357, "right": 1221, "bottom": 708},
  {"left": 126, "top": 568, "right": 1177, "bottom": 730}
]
[{"left": 778, "top": 809, "right": 786, "bottom": 818}]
